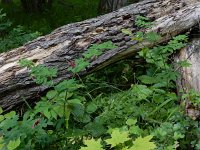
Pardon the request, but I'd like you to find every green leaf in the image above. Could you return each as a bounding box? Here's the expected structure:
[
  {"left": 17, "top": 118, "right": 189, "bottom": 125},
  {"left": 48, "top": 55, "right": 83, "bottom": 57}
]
[
  {"left": 0, "top": 107, "right": 3, "bottom": 114},
  {"left": 53, "top": 106, "right": 64, "bottom": 117},
  {"left": 82, "top": 114, "right": 91, "bottom": 123},
  {"left": 126, "top": 118, "right": 137, "bottom": 126},
  {"left": 131, "top": 85, "right": 153, "bottom": 100},
  {"left": 122, "top": 29, "right": 133, "bottom": 36},
  {"left": 83, "top": 48, "right": 102, "bottom": 59},
  {"left": 89, "top": 41, "right": 117, "bottom": 51},
  {"left": 138, "top": 75, "right": 157, "bottom": 84},
  {"left": 31, "top": 65, "right": 57, "bottom": 85},
  {"left": 173, "top": 35, "right": 188, "bottom": 42},
  {"left": 7, "top": 138, "right": 21, "bottom": 150},
  {"left": 0, "top": 136, "right": 4, "bottom": 150},
  {"left": 71, "top": 104, "right": 85, "bottom": 122},
  {"left": 178, "top": 60, "right": 191, "bottom": 67},
  {"left": 105, "top": 128, "right": 130, "bottom": 147},
  {"left": 0, "top": 115, "right": 4, "bottom": 122},
  {"left": 132, "top": 31, "right": 144, "bottom": 42},
  {"left": 80, "top": 138, "right": 103, "bottom": 150},
  {"left": 131, "top": 135, "right": 156, "bottom": 150},
  {"left": 84, "top": 122, "right": 107, "bottom": 137},
  {"left": 4, "top": 111, "right": 16, "bottom": 119},
  {"left": 68, "top": 58, "right": 89, "bottom": 73},
  {"left": 135, "top": 15, "right": 152, "bottom": 28},
  {"left": 129, "top": 126, "right": 142, "bottom": 135},
  {"left": 55, "top": 79, "right": 83, "bottom": 92},
  {"left": 19, "top": 59, "right": 34, "bottom": 68},
  {"left": 68, "top": 99, "right": 82, "bottom": 105},
  {"left": 86, "top": 102, "right": 98, "bottom": 114},
  {"left": 46, "top": 90, "right": 58, "bottom": 100},
  {"left": 43, "top": 108, "right": 51, "bottom": 119},
  {"left": 145, "top": 32, "right": 161, "bottom": 42}
]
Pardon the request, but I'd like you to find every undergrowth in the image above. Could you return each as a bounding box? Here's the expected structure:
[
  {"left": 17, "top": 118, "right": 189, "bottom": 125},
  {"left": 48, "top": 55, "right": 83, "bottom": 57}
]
[
  {"left": 0, "top": 9, "right": 40, "bottom": 53},
  {"left": 1, "top": 15, "right": 200, "bottom": 150}
]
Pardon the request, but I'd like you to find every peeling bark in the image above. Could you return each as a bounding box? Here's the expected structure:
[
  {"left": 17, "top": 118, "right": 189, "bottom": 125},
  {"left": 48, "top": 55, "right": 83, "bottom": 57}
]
[{"left": 0, "top": 0, "right": 200, "bottom": 110}]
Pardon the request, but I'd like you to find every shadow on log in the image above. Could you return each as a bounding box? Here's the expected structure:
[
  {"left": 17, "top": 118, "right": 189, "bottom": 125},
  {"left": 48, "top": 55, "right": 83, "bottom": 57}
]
[{"left": 0, "top": 0, "right": 200, "bottom": 111}]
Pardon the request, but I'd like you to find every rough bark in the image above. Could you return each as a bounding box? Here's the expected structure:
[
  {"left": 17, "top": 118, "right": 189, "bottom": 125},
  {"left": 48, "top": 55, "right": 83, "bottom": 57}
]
[
  {"left": 175, "top": 34, "right": 200, "bottom": 119},
  {"left": 0, "top": 0, "right": 200, "bottom": 110}
]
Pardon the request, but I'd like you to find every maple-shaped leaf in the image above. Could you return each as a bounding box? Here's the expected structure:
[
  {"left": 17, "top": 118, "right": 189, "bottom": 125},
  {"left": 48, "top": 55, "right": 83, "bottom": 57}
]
[
  {"left": 80, "top": 138, "right": 103, "bottom": 150},
  {"left": 105, "top": 128, "right": 130, "bottom": 148},
  {"left": 130, "top": 135, "right": 156, "bottom": 150}
]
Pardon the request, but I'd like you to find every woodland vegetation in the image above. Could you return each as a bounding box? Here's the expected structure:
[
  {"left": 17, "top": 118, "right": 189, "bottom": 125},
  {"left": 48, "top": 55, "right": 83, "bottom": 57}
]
[{"left": 1, "top": 0, "right": 200, "bottom": 149}]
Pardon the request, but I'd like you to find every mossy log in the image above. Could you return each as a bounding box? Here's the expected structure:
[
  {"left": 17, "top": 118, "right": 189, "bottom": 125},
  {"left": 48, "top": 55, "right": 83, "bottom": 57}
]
[{"left": 0, "top": 0, "right": 200, "bottom": 110}]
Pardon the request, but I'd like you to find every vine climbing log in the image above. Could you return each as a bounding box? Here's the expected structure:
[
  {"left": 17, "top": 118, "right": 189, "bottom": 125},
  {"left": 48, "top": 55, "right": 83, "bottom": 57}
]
[{"left": 0, "top": 0, "right": 200, "bottom": 110}]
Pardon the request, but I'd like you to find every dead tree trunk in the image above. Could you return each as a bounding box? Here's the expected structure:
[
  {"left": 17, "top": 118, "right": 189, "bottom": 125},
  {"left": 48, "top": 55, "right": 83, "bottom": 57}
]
[
  {"left": 98, "top": 0, "right": 128, "bottom": 13},
  {"left": 175, "top": 35, "right": 200, "bottom": 119},
  {"left": 0, "top": 0, "right": 200, "bottom": 110}
]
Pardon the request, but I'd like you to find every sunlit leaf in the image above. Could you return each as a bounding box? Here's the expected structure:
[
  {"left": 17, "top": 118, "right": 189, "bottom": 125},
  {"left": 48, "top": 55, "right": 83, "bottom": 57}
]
[
  {"left": 131, "top": 135, "right": 156, "bottom": 150},
  {"left": 80, "top": 138, "right": 103, "bottom": 150},
  {"left": 7, "top": 138, "right": 21, "bottom": 150},
  {"left": 105, "top": 128, "right": 130, "bottom": 147}
]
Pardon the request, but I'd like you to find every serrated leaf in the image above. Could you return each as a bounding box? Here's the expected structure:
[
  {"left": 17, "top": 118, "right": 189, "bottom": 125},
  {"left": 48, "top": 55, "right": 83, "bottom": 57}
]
[
  {"left": 84, "top": 122, "right": 107, "bottom": 137},
  {"left": 135, "top": 15, "right": 152, "bottom": 28},
  {"left": 83, "top": 48, "right": 102, "bottom": 59},
  {"left": 173, "top": 35, "right": 188, "bottom": 42},
  {"left": 129, "top": 126, "right": 142, "bottom": 135},
  {"left": 145, "top": 32, "right": 161, "bottom": 42},
  {"left": 130, "top": 135, "right": 156, "bottom": 150},
  {"left": 80, "top": 138, "right": 103, "bottom": 150},
  {"left": 53, "top": 106, "right": 64, "bottom": 117},
  {"left": 105, "top": 128, "right": 130, "bottom": 147},
  {"left": 138, "top": 75, "right": 157, "bottom": 84},
  {"left": 87, "top": 41, "right": 117, "bottom": 53},
  {"left": 4, "top": 111, "right": 16, "bottom": 119},
  {"left": 131, "top": 85, "right": 153, "bottom": 100},
  {"left": 82, "top": 114, "right": 91, "bottom": 123},
  {"left": 126, "top": 118, "right": 137, "bottom": 126},
  {"left": 86, "top": 102, "right": 98, "bottom": 114},
  {"left": 68, "top": 99, "right": 82, "bottom": 105},
  {"left": 19, "top": 59, "right": 34, "bottom": 68},
  {"left": 43, "top": 108, "right": 51, "bottom": 119},
  {"left": 46, "top": 90, "right": 58, "bottom": 100},
  {"left": 68, "top": 58, "right": 89, "bottom": 73},
  {"left": 7, "top": 138, "right": 21, "bottom": 150},
  {"left": 55, "top": 79, "right": 83, "bottom": 92}
]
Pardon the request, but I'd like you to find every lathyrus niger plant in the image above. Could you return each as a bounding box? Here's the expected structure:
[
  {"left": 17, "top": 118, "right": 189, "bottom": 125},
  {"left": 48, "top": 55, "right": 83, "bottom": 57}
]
[
  {"left": 1, "top": 15, "right": 200, "bottom": 150},
  {"left": 0, "top": 9, "right": 40, "bottom": 53}
]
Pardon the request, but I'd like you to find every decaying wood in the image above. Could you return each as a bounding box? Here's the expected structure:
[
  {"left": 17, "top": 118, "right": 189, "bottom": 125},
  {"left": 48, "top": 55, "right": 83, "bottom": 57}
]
[
  {"left": 0, "top": 0, "right": 200, "bottom": 110},
  {"left": 175, "top": 35, "right": 200, "bottom": 119}
]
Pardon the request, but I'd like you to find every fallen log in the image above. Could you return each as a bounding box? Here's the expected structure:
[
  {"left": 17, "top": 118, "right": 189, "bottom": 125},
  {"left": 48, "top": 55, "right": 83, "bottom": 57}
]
[{"left": 0, "top": 0, "right": 200, "bottom": 110}]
